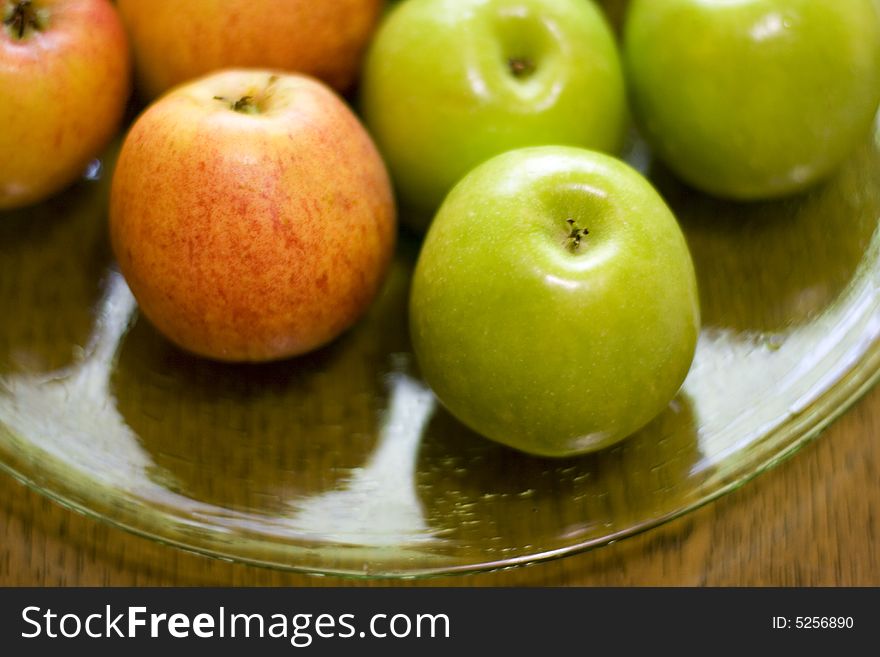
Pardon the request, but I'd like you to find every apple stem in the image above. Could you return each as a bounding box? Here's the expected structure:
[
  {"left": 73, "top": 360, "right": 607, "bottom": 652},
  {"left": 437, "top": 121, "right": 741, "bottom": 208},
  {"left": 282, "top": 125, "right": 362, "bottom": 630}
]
[
  {"left": 564, "top": 219, "right": 589, "bottom": 252},
  {"left": 508, "top": 57, "right": 536, "bottom": 79},
  {"left": 213, "top": 77, "right": 279, "bottom": 115},
  {"left": 3, "top": 0, "right": 41, "bottom": 39},
  {"left": 232, "top": 96, "right": 256, "bottom": 113},
  {"left": 214, "top": 95, "right": 259, "bottom": 114}
]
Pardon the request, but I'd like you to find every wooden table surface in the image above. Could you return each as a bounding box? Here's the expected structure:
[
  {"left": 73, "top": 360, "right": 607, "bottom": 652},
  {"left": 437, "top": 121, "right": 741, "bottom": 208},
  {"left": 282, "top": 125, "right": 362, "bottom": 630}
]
[{"left": 2, "top": 381, "right": 877, "bottom": 587}]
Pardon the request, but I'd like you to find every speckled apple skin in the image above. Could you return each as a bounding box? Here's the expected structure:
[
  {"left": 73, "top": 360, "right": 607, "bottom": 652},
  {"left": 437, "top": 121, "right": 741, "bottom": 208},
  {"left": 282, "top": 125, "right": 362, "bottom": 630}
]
[
  {"left": 110, "top": 70, "right": 396, "bottom": 362},
  {"left": 0, "top": 0, "right": 130, "bottom": 210},
  {"left": 117, "top": 0, "right": 384, "bottom": 100}
]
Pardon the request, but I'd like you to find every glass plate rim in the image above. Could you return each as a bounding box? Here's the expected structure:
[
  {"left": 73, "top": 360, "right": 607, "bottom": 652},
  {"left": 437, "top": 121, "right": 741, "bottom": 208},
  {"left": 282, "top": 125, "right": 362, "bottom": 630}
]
[{"left": 2, "top": 331, "right": 878, "bottom": 580}]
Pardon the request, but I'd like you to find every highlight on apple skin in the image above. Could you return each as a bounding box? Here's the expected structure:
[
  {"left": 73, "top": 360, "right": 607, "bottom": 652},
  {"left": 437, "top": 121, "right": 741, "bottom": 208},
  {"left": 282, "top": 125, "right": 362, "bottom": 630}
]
[
  {"left": 410, "top": 146, "right": 700, "bottom": 457},
  {"left": 110, "top": 70, "right": 397, "bottom": 363}
]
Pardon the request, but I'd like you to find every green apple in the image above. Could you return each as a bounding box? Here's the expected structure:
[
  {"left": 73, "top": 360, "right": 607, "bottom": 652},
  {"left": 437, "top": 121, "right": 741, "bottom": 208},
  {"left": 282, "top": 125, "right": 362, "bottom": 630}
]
[
  {"left": 624, "top": 0, "right": 880, "bottom": 200},
  {"left": 410, "top": 146, "right": 700, "bottom": 457},
  {"left": 361, "top": 0, "right": 627, "bottom": 230}
]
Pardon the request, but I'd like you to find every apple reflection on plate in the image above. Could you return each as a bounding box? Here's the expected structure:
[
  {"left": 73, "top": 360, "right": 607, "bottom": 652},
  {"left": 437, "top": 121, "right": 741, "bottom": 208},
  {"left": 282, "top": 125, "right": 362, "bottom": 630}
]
[{"left": 0, "top": 269, "right": 442, "bottom": 550}]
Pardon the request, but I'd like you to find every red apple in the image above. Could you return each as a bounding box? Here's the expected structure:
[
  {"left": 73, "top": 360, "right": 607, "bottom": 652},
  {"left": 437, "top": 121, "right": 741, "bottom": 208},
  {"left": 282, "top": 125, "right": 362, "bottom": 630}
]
[
  {"left": 117, "top": 0, "right": 385, "bottom": 100},
  {"left": 0, "top": 0, "right": 130, "bottom": 210},
  {"left": 109, "top": 69, "right": 396, "bottom": 362}
]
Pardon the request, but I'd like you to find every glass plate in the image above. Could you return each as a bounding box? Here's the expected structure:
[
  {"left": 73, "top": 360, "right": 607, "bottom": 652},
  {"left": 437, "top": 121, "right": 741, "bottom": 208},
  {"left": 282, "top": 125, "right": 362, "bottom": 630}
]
[{"left": 2, "top": 122, "right": 879, "bottom": 578}]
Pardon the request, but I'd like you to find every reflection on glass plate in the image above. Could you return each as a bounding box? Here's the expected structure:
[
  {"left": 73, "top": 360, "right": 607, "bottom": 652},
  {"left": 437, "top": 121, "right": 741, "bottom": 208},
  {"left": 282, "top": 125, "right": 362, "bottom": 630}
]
[{"left": 1, "top": 126, "right": 879, "bottom": 577}]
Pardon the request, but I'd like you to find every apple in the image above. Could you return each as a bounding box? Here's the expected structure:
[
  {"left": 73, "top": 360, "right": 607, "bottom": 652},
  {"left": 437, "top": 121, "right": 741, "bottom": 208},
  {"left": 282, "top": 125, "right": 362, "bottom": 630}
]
[
  {"left": 361, "top": 0, "right": 627, "bottom": 231},
  {"left": 116, "top": 0, "right": 385, "bottom": 100},
  {"left": 410, "top": 146, "right": 700, "bottom": 457},
  {"left": 0, "top": 0, "right": 130, "bottom": 210},
  {"left": 110, "top": 70, "right": 396, "bottom": 362},
  {"left": 624, "top": 0, "right": 880, "bottom": 200}
]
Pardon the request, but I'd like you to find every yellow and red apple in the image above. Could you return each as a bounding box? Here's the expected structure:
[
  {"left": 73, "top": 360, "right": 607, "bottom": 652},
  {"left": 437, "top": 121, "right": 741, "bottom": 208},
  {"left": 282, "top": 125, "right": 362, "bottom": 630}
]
[
  {"left": 117, "top": 0, "right": 385, "bottom": 100},
  {"left": 110, "top": 70, "right": 396, "bottom": 362},
  {"left": 0, "top": 0, "right": 130, "bottom": 210}
]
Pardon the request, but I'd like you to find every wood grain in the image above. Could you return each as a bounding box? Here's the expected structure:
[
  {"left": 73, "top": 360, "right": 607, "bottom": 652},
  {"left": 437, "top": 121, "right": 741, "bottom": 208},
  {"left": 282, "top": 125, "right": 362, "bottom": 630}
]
[{"left": 2, "top": 381, "right": 877, "bottom": 587}]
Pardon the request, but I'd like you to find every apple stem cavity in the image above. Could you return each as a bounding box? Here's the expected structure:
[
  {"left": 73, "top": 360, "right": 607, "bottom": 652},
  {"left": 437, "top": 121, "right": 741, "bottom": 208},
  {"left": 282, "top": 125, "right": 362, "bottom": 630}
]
[
  {"left": 232, "top": 95, "right": 257, "bottom": 114},
  {"left": 564, "top": 219, "right": 589, "bottom": 252},
  {"left": 213, "top": 94, "right": 260, "bottom": 114},
  {"left": 508, "top": 56, "right": 536, "bottom": 79},
  {"left": 3, "top": 0, "right": 43, "bottom": 40},
  {"left": 213, "top": 76, "right": 279, "bottom": 115}
]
